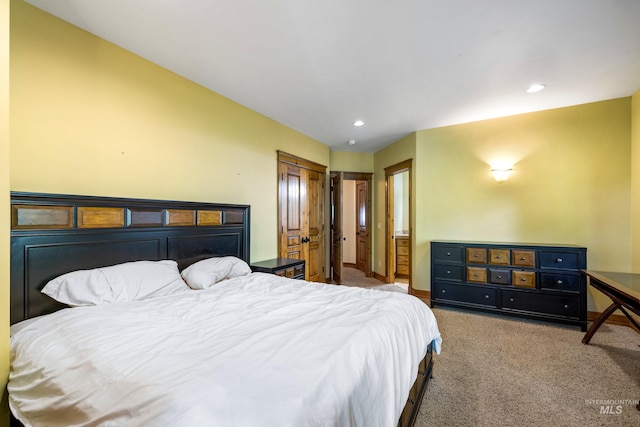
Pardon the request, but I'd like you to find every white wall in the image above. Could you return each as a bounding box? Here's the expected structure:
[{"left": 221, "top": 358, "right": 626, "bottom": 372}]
[{"left": 394, "top": 171, "right": 409, "bottom": 233}]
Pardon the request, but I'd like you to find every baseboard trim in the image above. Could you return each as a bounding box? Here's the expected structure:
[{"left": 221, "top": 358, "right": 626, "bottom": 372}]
[
  {"left": 373, "top": 272, "right": 387, "bottom": 283},
  {"left": 343, "top": 262, "right": 357, "bottom": 268},
  {"left": 588, "top": 310, "right": 640, "bottom": 333},
  {"left": 412, "top": 289, "right": 430, "bottom": 305}
]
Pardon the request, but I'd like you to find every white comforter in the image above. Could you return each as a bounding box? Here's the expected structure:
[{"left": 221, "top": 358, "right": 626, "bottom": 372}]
[{"left": 9, "top": 273, "right": 441, "bottom": 427}]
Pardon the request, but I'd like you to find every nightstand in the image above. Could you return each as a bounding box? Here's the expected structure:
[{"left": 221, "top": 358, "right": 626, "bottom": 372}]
[{"left": 250, "top": 258, "right": 305, "bottom": 280}]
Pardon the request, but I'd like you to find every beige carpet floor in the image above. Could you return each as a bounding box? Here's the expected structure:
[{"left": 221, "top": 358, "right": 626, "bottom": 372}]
[
  {"left": 338, "top": 267, "right": 409, "bottom": 293},
  {"left": 417, "top": 307, "right": 640, "bottom": 427}
]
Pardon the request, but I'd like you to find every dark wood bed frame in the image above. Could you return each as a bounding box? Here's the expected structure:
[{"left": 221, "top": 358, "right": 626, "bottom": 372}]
[
  {"left": 10, "top": 192, "right": 251, "bottom": 324},
  {"left": 9, "top": 192, "right": 432, "bottom": 427}
]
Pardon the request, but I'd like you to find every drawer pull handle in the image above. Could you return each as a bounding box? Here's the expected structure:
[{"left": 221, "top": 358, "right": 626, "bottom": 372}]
[
  {"left": 408, "top": 399, "right": 415, "bottom": 405},
  {"left": 520, "top": 257, "right": 526, "bottom": 260},
  {"left": 557, "top": 280, "right": 563, "bottom": 285},
  {"left": 473, "top": 273, "right": 478, "bottom": 277},
  {"left": 510, "top": 297, "right": 514, "bottom": 302},
  {"left": 419, "top": 370, "right": 426, "bottom": 376},
  {"left": 521, "top": 278, "right": 527, "bottom": 282},
  {"left": 446, "top": 270, "right": 451, "bottom": 274},
  {"left": 496, "top": 255, "right": 502, "bottom": 259},
  {"left": 442, "top": 290, "right": 446, "bottom": 293},
  {"left": 474, "top": 254, "right": 478, "bottom": 258},
  {"left": 497, "top": 275, "right": 502, "bottom": 279},
  {"left": 556, "top": 258, "right": 563, "bottom": 263},
  {"left": 485, "top": 295, "right": 489, "bottom": 299},
  {"left": 564, "top": 304, "right": 569, "bottom": 309},
  {"left": 446, "top": 252, "right": 451, "bottom": 256}
]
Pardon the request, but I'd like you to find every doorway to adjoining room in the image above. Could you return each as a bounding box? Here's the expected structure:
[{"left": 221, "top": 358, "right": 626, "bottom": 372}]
[{"left": 330, "top": 171, "right": 407, "bottom": 294}]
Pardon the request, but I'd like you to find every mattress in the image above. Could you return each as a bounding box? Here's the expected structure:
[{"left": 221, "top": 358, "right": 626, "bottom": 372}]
[{"left": 9, "top": 273, "right": 441, "bottom": 427}]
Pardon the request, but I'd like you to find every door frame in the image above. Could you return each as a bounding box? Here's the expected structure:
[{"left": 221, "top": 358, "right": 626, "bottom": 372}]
[
  {"left": 385, "top": 159, "right": 412, "bottom": 290},
  {"left": 329, "top": 171, "right": 373, "bottom": 281}
]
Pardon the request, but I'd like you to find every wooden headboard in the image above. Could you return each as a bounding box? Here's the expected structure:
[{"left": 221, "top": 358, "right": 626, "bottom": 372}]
[{"left": 10, "top": 192, "right": 250, "bottom": 324}]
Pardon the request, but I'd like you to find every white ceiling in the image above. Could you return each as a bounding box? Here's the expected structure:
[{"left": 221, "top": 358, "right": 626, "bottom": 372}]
[{"left": 24, "top": 0, "right": 640, "bottom": 153}]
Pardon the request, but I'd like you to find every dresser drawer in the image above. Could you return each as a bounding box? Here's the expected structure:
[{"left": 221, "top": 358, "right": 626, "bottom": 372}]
[
  {"left": 489, "top": 249, "right": 510, "bottom": 265},
  {"left": 397, "top": 245, "right": 409, "bottom": 256},
  {"left": 397, "top": 265, "right": 410, "bottom": 275},
  {"left": 397, "top": 255, "right": 409, "bottom": 266},
  {"left": 293, "top": 264, "right": 304, "bottom": 278},
  {"left": 512, "top": 250, "right": 535, "bottom": 268},
  {"left": 466, "top": 247, "right": 487, "bottom": 264},
  {"left": 502, "top": 290, "right": 580, "bottom": 318},
  {"left": 467, "top": 267, "right": 487, "bottom": 283},
  {"left": 279, "top": 265, "right": 304, "bottom": 279},
  {"left": 432, "top": 245, "right": 463, "bottom": 263},
  {"left": 396, "top": 237, "right": 409, "bottom": 247},
  {"left": 434, "top": 264, "right": 464, "bottom": 281},
  {"left": 540, "top": 272, "right": 580, "bottom": 292},
  {"left": 539, "top": 251, "right": 580, "bottom": 270},
  {"left": 489, "top": 268, "right": 511, "bottom": 285},
  {"left": 434, "top": 282, "right": 497, "bottom": 307},
  {"left": 512, "top": 270, "right": 536, "bottom": 288}
]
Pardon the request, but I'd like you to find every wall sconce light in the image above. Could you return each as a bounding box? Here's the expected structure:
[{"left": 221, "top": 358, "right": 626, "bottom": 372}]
[{"left": 491, "top": 167, "right": 512, "bottom": 182}]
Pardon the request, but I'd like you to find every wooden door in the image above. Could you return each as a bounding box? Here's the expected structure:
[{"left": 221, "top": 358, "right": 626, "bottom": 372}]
[
  {"left": 356, "top": 180, "right": 368, "bottom": 273},
  {"left": 331, "top": 172, "right": 344, "bottom": 283},
  {"left": 278, "top": 162, "right": 306, "bottom": 261},
  {"left": 306, "top": 169, "right": 324, "bottom": 282},
  {"left": 278, "top": 151, "right": 326, "bottom": 282}
]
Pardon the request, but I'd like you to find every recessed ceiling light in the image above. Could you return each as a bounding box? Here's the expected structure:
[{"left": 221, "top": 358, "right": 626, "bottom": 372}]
[
  {"left": 348, "top": 140, "right": 356, "bottom": 146},
  {"left": 526, "top": 84, "right": 546, "bottom": 93},
  {"left": 353, "top": 120, "right": 364, "bottom": 127}
]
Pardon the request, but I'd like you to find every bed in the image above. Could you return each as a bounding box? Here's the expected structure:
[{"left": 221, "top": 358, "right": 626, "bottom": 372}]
[{"left": 8, "top": 192, "right": 442, "bottom": 427}]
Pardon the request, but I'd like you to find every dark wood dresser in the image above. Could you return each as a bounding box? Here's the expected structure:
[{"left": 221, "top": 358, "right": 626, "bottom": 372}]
[
  {"left": 430, "top": 241, "right": 587, "bottom": 330},
  {"left": 250, "top": 258, "right": 305, "bottom": 280}
]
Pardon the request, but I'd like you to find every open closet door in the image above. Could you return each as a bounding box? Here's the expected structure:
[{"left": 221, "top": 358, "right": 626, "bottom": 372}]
[
  {"left": 356, "top": 180, "right": 369, "bottom": 273},
  {"left": 331, "top": 172, "right": 344, "bottom": 284}
]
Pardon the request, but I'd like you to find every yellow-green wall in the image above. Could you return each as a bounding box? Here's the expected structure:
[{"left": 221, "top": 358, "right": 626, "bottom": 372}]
[
  {"left": 373, "top": 132, "right": 416, "bottom": 275},
  {"left": 10, "top": 0, "right": 329, "bottom": 266},
  {"left": 6, "top": 2, "right": 333, "bottom": 417},
  {"left": 632, "top": 89, "right": 640, "bottom": 273},
  {"left": 1, "top": 0, "right": 9, "bottom": 424},
  {"left": 330, "top": 151, "right": 374, "bottom": 173},
  {"left": 398, "top": 98, "right": 631, "bottom": 313}
]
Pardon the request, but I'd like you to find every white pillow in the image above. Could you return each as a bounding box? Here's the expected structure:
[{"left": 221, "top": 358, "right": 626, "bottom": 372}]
[
  {"left": 181, "top": 256, "right": 251, "bottom": 290},
  {"left": 226, "top": 256, "right": 252, "bottom": 278},
  {"left": 42, "top": 260, "right": 190, "bottom": 306}
]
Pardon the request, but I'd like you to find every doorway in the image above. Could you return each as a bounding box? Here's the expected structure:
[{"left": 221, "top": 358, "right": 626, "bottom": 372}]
[
  {"left": 385, "top": 160, "right": 412, "bottom": 291},
  {"left": 330, "top": 171, "right": 372, "bottom": 284}
]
